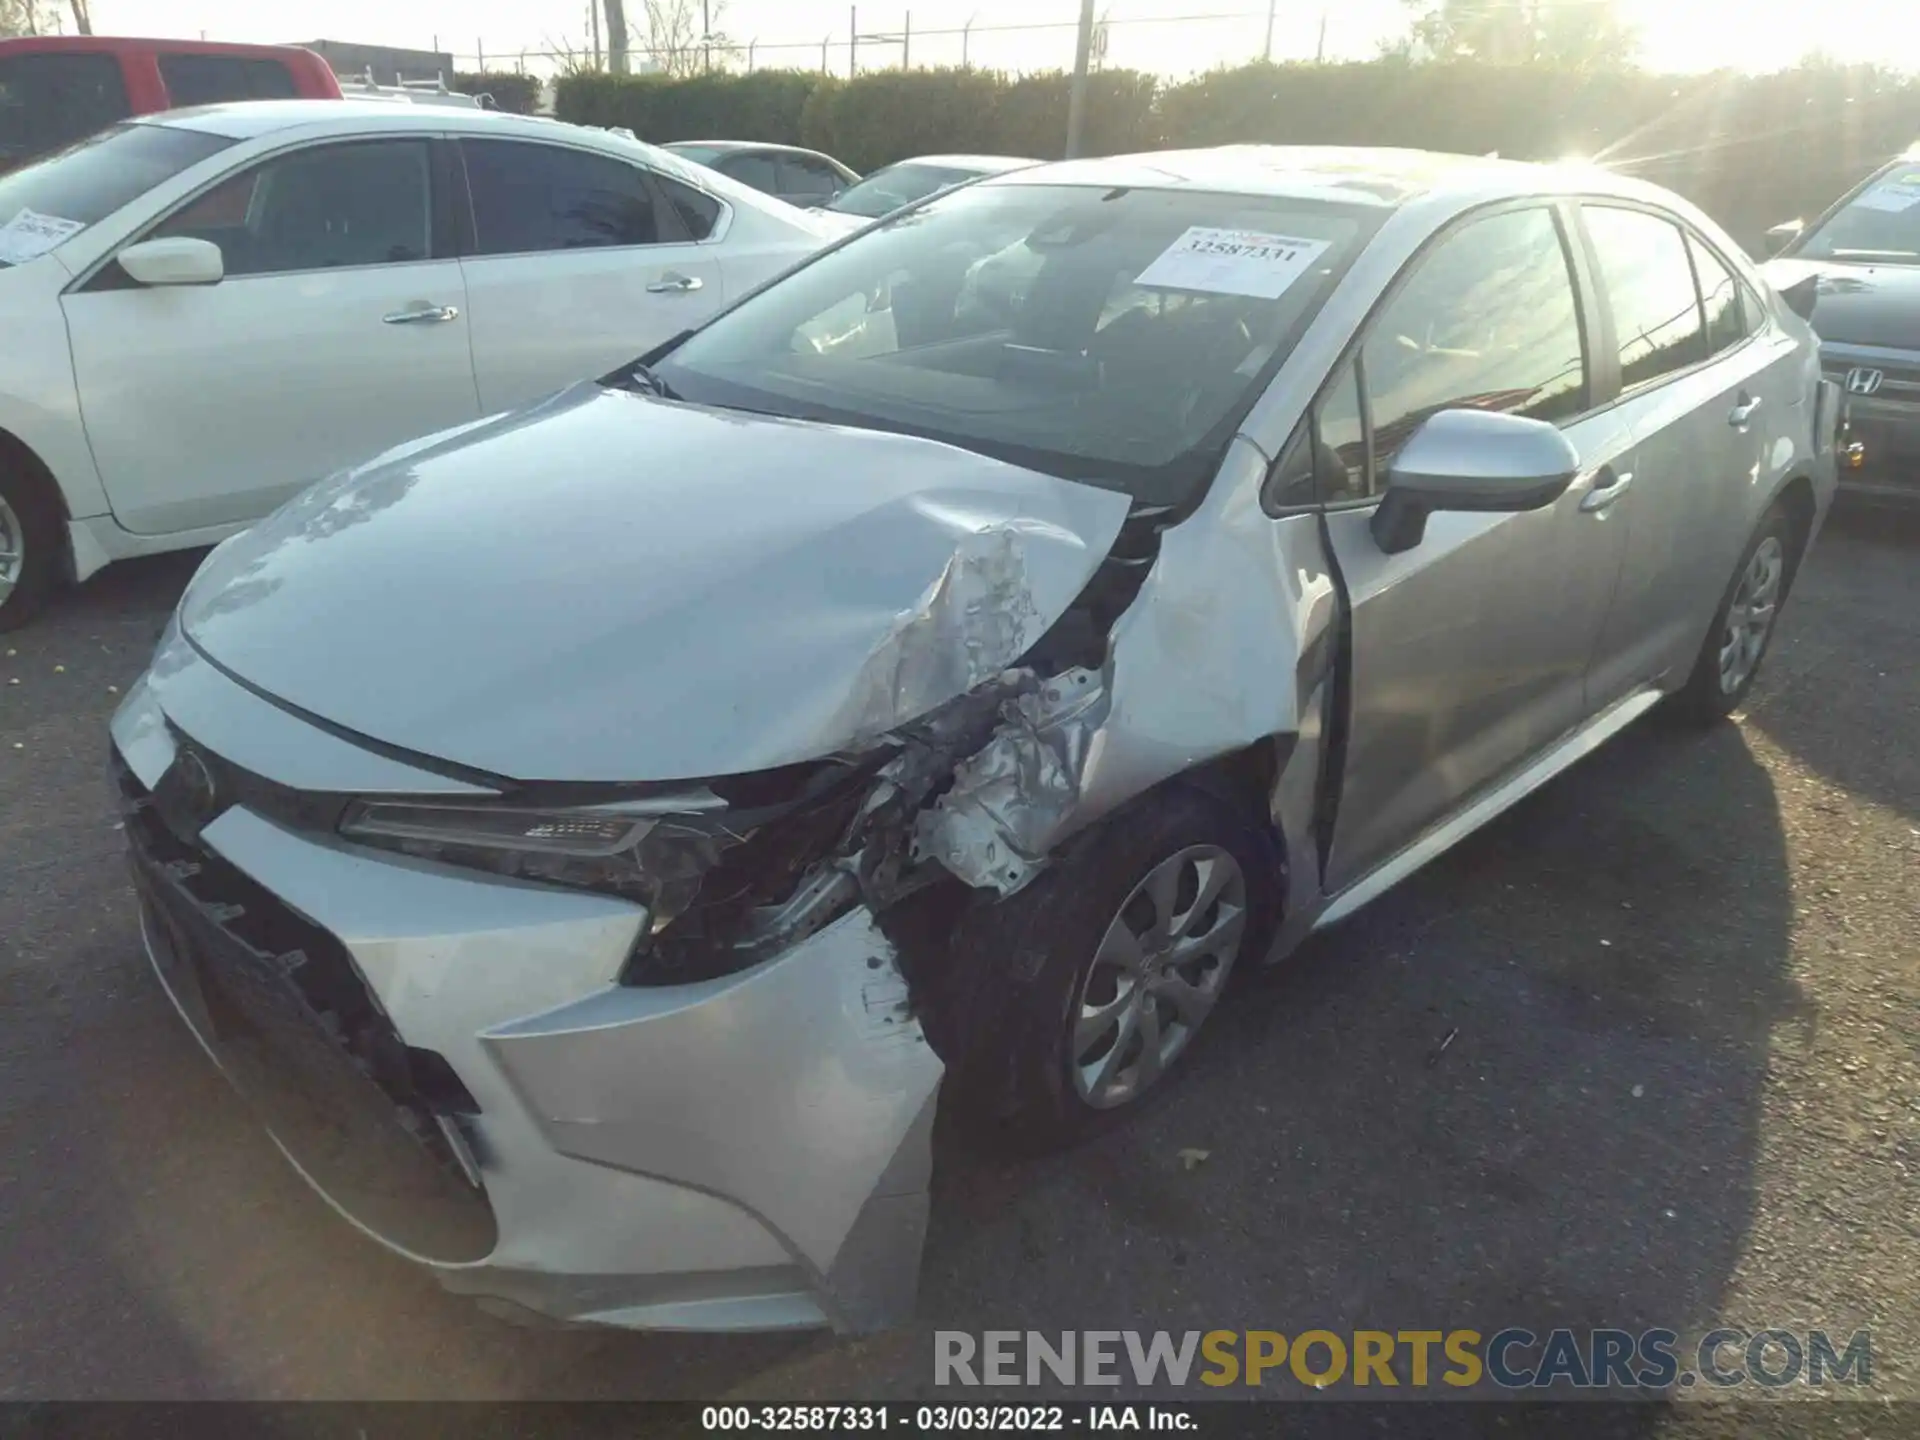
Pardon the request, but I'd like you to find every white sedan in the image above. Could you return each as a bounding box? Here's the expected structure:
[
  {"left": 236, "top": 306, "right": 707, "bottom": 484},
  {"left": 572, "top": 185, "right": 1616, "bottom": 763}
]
[{"left": 0, "top": 99, "right": 841, "bottom": 628}]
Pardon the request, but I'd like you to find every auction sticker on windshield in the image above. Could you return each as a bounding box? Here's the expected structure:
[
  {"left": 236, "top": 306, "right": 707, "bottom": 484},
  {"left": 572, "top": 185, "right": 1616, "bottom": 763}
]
[
  {"left": 0, "top": 209, "right": 86, "bottom": 266},
  {"left": 1853, "top": 172, "right": 1920, "bottom": 214},
  {"left": 1135, "top": 226, "right": 1333, "bottom": 300}
]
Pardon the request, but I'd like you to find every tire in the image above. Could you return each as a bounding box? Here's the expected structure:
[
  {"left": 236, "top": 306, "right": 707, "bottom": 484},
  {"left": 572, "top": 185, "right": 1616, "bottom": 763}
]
[
  {"left": 1667, "top": 504, "right": 1796, "bottom": 725},
  {"left": 934, "top": 785, "right": 1282, "bottom": 1155},
  {"left": 0, "top": 459, "right": 61, "bottom": 634}
]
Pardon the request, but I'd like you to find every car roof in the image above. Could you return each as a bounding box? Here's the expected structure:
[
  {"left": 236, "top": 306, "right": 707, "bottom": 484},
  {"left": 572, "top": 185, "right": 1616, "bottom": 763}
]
[
  {"left": 666, "top": 140, "right": 830, "bottom": 157},
  {"left": 0, "top": 35, "right": 320, "bottom": 59},
  {"left": 882, "top": 154, "right": 1038, "bottom": 173},
  {"left": 986, "top": 144, "right": 1679, "bottom": 211}
]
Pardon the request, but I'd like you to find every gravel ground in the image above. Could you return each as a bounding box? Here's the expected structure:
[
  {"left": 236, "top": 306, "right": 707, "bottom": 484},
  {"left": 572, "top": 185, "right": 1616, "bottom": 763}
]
[{"left": 0, "top": 506, "right": 1913, "bottom": 1426}]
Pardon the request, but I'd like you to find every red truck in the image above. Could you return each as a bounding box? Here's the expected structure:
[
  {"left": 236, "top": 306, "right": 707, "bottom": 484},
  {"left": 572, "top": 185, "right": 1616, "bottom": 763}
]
[{"left": 0, "top": 36, "right": 342, "bottom": 172}]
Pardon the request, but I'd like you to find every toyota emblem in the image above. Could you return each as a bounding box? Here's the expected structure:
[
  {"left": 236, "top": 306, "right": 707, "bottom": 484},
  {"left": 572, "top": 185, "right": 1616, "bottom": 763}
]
[{"left": 1845, "top": 366, "right": 1885, "bottom": 397}]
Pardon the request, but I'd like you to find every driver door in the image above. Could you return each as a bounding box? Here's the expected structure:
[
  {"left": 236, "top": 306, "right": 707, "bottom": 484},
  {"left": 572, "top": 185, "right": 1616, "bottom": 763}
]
[{"left": 1316, "top": 203, "right": 1636, "bottom": 894}]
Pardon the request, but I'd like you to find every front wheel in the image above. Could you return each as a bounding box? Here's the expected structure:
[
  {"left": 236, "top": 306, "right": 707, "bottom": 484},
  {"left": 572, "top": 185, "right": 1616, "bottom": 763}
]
[
  {"left": 935, "top": 786, "right": 1281, "bottom": 1154},
  {"left": 1668, "top": 505, "right": 1795, "bottom": 724},
  {"left": 0, "top": 462, "right": 61, "bottom": 634}
]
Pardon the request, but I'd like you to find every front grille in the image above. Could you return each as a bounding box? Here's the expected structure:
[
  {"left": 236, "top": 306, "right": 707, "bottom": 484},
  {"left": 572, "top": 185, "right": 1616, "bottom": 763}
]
[
  {"left": 1823, "top": 358, "right": 1920, "bottom": 402},
  {"left": 116, "top": 747, "right": 498, "bottom": 1263}
]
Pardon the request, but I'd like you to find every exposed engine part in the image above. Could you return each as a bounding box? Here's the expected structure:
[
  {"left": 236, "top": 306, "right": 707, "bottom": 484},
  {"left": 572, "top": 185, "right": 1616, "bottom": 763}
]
[{"left": 910, "top": 667, "right": 1108, "bottom": 895}]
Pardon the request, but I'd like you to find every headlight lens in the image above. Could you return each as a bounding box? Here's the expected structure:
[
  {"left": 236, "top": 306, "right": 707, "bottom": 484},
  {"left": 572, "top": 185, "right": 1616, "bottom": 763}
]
[
  {"left": 338, "top": 800, "right": 727, "bottom": 927},
  {"left": 341, "top": 801, "right": 654, "bottom": 857}
]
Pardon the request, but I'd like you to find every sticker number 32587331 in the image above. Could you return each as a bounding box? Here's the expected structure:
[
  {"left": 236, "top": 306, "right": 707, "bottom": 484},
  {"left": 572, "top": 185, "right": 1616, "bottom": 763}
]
[
  {"left": 1133, "top": 225, "right": 1333, "bottom": 300},
  {"left": 0, "top": 208, "right": 87, "bottom": 267}
]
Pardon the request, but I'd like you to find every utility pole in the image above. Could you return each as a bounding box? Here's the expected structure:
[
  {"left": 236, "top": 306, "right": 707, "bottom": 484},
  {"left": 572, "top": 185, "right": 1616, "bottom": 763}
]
[
  {"left": 1263, "top": 0, "right": 1276, "bottom": 62},
  {"left": 902, "top": 11, "right": 910, "bottom": 68},
  {"left": 702, "top": 0, "right": 711, "bottom": 73},
  {"left": 1315, "top": 10, "right": 1327, "bottom": 62},
  {"left": 850, "top": 5, "right": 858, "bottom": 77},
  {"left": 1064, "top": 0, "right": 1095, "bottom": 159},
  {"left": 962, "top": 14, "right": 973, "bottom": 67},
  {"left": 589, "top": 1, "right": 601, "bottom": 69}
]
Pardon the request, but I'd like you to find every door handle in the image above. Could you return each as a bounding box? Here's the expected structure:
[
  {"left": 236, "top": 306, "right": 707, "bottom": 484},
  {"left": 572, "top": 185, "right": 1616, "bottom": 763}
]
[
  {"left": 1580, "top": 466, "right": 1634, "bottom": 514},
  {"left": 646, "top": 274, "right": 703, "bottom": 294},
  {"left": 383, "top": 304, "right": 459, "bottom": 325},
  {"left": 1729, "top": 393, "right": 1763, "bottom": 429}
]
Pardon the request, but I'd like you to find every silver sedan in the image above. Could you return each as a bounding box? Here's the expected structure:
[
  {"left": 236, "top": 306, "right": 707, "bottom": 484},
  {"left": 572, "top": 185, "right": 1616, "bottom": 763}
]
[{"left": 110, "top": 146, "right": 1838, "bottom": 1336}]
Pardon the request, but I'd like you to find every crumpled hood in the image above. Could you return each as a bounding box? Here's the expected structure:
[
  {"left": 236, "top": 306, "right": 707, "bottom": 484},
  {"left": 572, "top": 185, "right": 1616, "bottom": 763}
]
[
  {"left": 179, "top": 384, "right": 1132, "bottom": 783},
  {"left": 1764, "top": 257, "right": 1920, "bottom": 350}
]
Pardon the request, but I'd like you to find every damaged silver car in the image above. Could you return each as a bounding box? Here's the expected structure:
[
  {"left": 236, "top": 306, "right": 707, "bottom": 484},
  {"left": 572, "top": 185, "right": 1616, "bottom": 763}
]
[{"left": 111, "top": 147, "right": 1838, "bottom": 1335}]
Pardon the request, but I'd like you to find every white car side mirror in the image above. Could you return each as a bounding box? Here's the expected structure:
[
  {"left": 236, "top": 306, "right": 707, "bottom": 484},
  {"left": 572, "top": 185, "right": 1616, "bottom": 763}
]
[{"left": 118, "top": 237, "right": 225, "bottom": 288}]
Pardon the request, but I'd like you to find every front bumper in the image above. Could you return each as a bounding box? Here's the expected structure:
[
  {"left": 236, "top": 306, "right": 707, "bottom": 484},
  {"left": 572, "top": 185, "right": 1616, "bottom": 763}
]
[
  {"left": 109, "top": 635, "right": 943, "bottom": 1334},
  {"left": 1822, "top": 344, "right": 1920, "bottom": 502}
]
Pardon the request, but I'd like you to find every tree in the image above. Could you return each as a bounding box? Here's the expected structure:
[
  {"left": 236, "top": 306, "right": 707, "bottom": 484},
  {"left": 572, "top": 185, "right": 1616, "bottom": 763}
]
[
  {"left": 0, "top": 0, "right": 60, "bottom": 37},
  {"left": 1400, "top": 0, "right": 1638, "bottom": 69},
  {"left": 68, "top": 0, "right": 89, "bottom": 34},
  {"left": 604, "top": 0, "right": 629, "bottom": 74},
  {"left": 637, "top": 0, "right": 730, "bottom": 77}
]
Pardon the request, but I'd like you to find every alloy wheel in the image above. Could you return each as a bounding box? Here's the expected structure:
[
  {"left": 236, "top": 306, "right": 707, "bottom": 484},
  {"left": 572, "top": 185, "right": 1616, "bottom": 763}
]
[
  {"left": 0, "top": 493, "right": 23, "bottom": 607},
  {"left": 1718, "top": 535, "right": 1784, "bottom": 696},
  {"left": 1070, "top": 844, "right": 1248, "bottom": 1110}
]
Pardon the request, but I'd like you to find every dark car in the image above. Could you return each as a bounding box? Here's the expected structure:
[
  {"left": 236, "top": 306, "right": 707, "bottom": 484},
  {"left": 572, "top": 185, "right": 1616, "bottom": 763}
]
[
  {"left": 822, "top": 153, "right": 1037, "bottom": 219},
  {"left": 1763, "top": 152, "right": 1920, "bottom": 506},
  {"left": 662, "top": 140, "right": 858, "bottom": 208}
]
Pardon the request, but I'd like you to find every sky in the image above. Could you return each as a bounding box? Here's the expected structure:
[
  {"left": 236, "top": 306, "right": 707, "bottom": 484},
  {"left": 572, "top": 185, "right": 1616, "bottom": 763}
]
[{"left": 68, "top": 0, "right": 1920, "bottom": 78}]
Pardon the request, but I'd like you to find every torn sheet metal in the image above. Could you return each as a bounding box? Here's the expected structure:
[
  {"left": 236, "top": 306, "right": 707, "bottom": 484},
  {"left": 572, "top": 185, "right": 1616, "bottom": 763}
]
[
  {"left": 917, "top": 438, "right": 1342, "bottom": 897},
  {"left": 830, "top": 517, "right": 1049, "bottom": 748},
  {"left": 913, "top": 667, "right": 1107, "bottom": 895}
]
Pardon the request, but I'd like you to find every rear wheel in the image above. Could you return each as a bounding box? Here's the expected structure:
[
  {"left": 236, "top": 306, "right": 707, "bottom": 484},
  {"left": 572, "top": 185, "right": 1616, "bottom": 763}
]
[
  {"left": 0, "top": 461, "right": 62, "bottom": 633},
  {"left": 1669, "top": 505, "right": 1795, "bottom": 724},
  {"left": 936, "top": 786, "right": 1281, "bottom": 1154}
]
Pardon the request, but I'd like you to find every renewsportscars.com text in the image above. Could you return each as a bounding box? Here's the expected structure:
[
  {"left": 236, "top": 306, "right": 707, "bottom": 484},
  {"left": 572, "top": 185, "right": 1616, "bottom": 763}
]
[{"left": 934, "top": 1328, "right": 1873, "bottom": 1391}]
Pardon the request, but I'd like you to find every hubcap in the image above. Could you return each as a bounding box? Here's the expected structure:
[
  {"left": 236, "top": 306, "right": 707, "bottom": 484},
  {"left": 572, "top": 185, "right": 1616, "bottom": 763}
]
[
  {"left": 0, "top": 494, "right": 23, "bottom": 606},
  {"left": 1718, "top": 536, "right": 1784, "bottom": 696},
  {"left": 1070, "top": 844, "right": 1248, "bottom": 1110}
]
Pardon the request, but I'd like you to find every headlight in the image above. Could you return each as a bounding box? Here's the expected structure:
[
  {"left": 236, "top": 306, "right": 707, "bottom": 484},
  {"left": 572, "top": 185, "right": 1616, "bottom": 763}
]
[
  {"left": 341, "top": 801, "right": 655, "bottom": 856},
  {"left": 339, "top": 799, "right": 729, "bottom": 927}
]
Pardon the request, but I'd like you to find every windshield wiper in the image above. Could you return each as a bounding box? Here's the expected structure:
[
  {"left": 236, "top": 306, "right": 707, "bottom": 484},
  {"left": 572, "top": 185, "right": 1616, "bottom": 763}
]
[{"left": 624, "top": 361, "right": 681, "bottom": 400}]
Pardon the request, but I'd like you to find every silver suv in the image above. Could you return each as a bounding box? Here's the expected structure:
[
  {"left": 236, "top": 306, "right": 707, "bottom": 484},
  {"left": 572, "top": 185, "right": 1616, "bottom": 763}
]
[{"left": 111, "top": 147, "right": 1838, "bottom": 1336}]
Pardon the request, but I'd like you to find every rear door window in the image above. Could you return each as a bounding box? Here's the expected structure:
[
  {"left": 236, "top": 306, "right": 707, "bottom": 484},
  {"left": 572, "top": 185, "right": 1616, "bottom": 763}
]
[
  {"left": 1687, "top": 233, "right": 1756, "bottom": 358},
  {"left": 780, "top": 155, "right": 844, "bottom": 202},
  {"left": 1583, "top": 206, "right": 1707, "bottom": 390},
  {"left": 157, "top": 54, "right": 301, "bottom": 108},
  {"left": 462, "top": 139, "right": 673, "bottom": 254},
  {"left": 0, "top": 53, "right": 131, "bottom": 168},
  {"left": 718, "top": 151, "right": 780, "bottom": 195}
]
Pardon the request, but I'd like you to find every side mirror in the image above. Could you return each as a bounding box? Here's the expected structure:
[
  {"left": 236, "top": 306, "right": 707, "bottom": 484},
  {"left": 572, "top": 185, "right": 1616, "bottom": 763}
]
[
  {"left": 1371, "top": 409, "right": 1582, "bottom": 555},
  {"left": 1764, "top": 219, "right": 1804, "bottom": 257},
  {"left": 117, "top": 236, "right": 224, "bottom": 288}
]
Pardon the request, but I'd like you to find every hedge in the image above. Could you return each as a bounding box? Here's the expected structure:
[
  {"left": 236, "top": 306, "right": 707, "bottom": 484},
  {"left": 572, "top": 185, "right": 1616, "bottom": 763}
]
[
  {"left": 556, "top": 70, "right": 818, "bottom": 145},
  {"left": 451, "top": 71, "right": 542, "bottom": 116},
  {"left": 555, "top": 59, "right": 1920, "bottom": 249}
]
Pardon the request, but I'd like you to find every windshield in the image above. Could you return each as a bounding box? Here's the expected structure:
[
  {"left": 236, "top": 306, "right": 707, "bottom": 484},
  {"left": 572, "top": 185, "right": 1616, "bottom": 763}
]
[
  {"left": 1800, "top": 162, "right": 1920, "bottom": 264},
  {"left": 0, "top": 121, "right": 234, "bottom": 265},
  {"left": 654, "top": 181, "right": 1379, "bottom": 502},
  {"left": 828, "top": 162, "right": 983, "bottom": 218}
]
